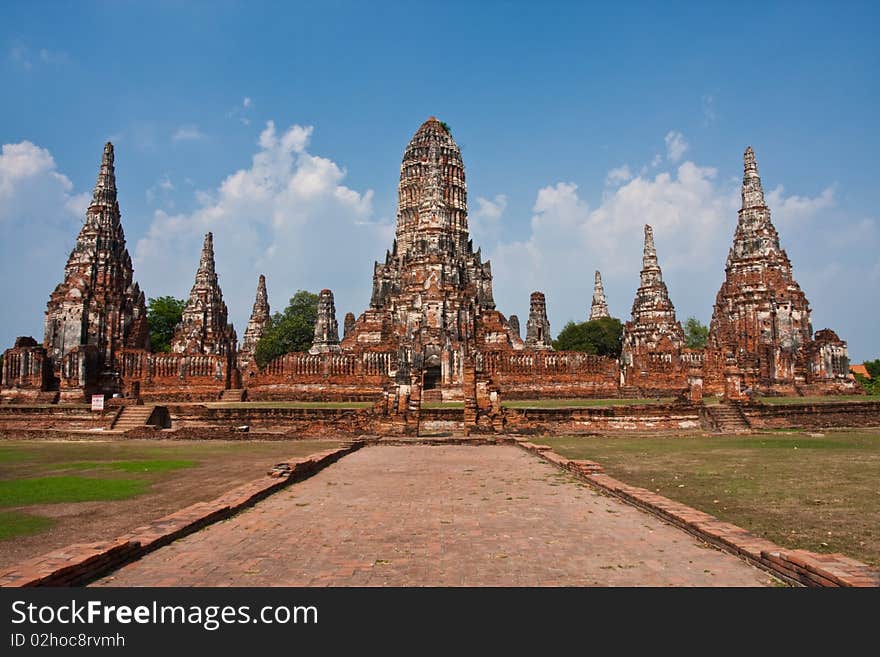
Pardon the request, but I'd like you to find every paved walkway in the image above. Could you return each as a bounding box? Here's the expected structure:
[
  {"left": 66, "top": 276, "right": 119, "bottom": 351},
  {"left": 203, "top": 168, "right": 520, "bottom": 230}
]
[{"left": 94, "top": 446, "right": 773, "bottom": 586}]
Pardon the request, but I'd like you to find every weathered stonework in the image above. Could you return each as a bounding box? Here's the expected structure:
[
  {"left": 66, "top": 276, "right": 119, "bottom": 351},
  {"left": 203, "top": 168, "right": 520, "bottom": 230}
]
[
  {"left": 525, "top": 292, "right": 553, "bottom": 350},
  {"left": 2, "top": 127, "right": 858, "bottom": 407},
  {"left": 508, "top": 315, "right": 520, "bottom": 339},
  {"left": 589, "top": 271, "right": 610, "bottom": 320},
  {"left": 704, "top": 148, "right": 853, "bottom": 395},
  {"left": 237, "top": 275, "right": 271, "bottom": 370},
  {"left": 620, "top": 225, "right": 692, "bottom": 395},
  {"left": 42, "top": 143, "right": 149, "bottom": 395},
  {"left": 309, "top": 289, "right": 341, "bottom": 354},
  {"left": 342, "top": 312, "right": 356, "bottom": 339},
  {"left": 171, "top": 232, "right": 237, "bottom": 357},
  {"left": 339, "top": 117, "right": 522, "bottom": 397}
]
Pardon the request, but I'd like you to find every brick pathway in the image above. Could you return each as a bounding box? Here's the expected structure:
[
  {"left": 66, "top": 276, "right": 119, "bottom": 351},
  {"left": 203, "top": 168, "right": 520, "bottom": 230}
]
[{"left": 93, "top": 446, "right": 774, "bottom": 586}]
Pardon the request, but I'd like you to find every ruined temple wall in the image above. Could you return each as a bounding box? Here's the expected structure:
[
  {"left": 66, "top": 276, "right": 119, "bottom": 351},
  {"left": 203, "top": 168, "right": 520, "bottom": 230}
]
[
  {"left": 622, "top": 355, "right": 691, "bottom": 396},
  {"left": 741, "top": 402, "right": 880, "bottom": 429},
  {"left": 0, "top": 344, "right": 49, "bottom": 400},
  {"left": 502, "top": 404, "right": 703, "bottom": 434},
  {"left": 244, "top": 350, "right": 395, "bottom": 401},
  {"left": 484, "top": 350, "right": 620, "bottom": 399},
  {"left": 116, "top": 349, "right": 231, "bottom": 402},
  {"left": 166, "top": 405, "right": 378, "bottom": 436},
  {"left": 0, "top": 406, "right": 110, "bottom": 431}
]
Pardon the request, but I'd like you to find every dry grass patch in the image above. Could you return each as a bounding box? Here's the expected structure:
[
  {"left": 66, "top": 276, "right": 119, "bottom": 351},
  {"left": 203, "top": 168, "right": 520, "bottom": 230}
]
[{"left": 541, "top": 429, "right": 880, "bottom": 567}]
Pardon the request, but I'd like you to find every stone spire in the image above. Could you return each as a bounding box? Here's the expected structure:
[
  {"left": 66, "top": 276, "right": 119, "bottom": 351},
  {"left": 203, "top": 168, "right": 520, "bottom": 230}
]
[
  {"left": 309, "top": 289, "right": 341, "bottom": 354},
  {"left": 343, "top": 312, "right": 356, "bottom": 339},
  {"left": 355, "top": 115, "right": 511, "bottom": 368},
  {"left": 589, "top": 270, "right": 610, "bottom": 320},
  {"left": 622, "top": 225, "right": 685, "bottom": 352},
  {"left": 741, "top": 146, "right": 765, "bottom": 210},
  {"left": 44, "top": 141, "right": 149, "bottom": 369},
  {"left": 238, "top": 274, "right": 271, "bottom": 368},
  {"left": 706, "top": 146, "right": 819, "bottom": 391},
  {"left": 90, "top": 142, "right": 118, "bottom": 209},
  {"left": 508, "top": 315, "right": 520, "bottom": 338},
  {"left": 525, "top": 292, "right": 553, "bottom": 350},
  {"left": 171, "top": 232, "right": 237, "bottom": 356},
  {"left": 640, "top": 225, "right": 662, "bottom": 287},
  {"left": 727, "top": 146, "right": 785, "bottom": 264},
  {"left": 393, "top": 117, "right": 469, "bottom": 259}
]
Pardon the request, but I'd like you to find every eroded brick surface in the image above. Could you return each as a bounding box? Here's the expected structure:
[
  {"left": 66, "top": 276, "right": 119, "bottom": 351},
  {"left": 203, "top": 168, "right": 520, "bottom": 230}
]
[{"left": 93, "top": 446, "right": 773, "bottom": 587}]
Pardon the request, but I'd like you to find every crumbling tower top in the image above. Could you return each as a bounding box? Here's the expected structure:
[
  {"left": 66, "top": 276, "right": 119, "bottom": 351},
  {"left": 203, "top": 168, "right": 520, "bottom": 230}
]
[{"left": 395, "top": 117, "right": 468, "bottom": 258}]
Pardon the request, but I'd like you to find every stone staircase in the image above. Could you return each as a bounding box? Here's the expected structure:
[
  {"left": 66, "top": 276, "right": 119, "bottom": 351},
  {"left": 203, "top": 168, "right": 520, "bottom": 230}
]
[
  {"left": 220, "top": 389, "right": 246, "bottom": 402},
  {"left": 619, "top": 386, "right": 641, "bottom": 399},
  {"left": 109, "top": 405, "right": 156, "bottom": 433},
  {"left": 421, "top": 389, "right": 443, "bottom": 404},
  {"left": 705, "top": 402, "right": 751, "bottom": 433}
]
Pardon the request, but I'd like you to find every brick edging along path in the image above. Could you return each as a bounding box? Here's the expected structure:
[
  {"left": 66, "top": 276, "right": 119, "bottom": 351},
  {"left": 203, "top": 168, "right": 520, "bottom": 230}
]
[
  {"left": 0, "top": 441, "right": 366, "bottom": 587},
  {"left": 2, "top": 436, "right": 877, "bottom": 588},
  {"left": 514, "top": 439, "right": 880, "bottom": 587}
]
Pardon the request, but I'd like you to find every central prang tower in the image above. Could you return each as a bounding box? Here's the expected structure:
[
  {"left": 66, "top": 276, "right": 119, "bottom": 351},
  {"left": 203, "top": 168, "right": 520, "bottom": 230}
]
[{"left": 344, "top": 117, "right": 521, "bottom": 389}]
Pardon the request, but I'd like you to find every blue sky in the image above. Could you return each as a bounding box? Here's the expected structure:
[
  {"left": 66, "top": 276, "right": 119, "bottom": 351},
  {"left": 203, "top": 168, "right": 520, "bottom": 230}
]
[{"left": 1, "top": 1, "right": 877, "bottom": 361}]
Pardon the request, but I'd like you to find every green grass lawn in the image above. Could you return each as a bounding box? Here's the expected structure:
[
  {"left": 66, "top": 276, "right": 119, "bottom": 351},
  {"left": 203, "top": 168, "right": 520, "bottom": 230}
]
[
  {"left": 0, "top": 511, "right": 54, "bottom": 540},
  {"left": 0, "top": 439, "right": 337, "bottom": 548},
  {"left": 540, "top": 430, "right": 880, "bottom": 566},
  {"left": 503, "top": 398, "right": 675, "bottom": 409},
  {"left": 0, "top": 476, "right": 147, "bottom": 506}
]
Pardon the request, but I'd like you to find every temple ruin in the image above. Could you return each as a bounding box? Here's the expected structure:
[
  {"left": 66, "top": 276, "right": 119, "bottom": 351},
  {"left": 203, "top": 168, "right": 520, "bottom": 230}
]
[
  {"left": 620, "top": 225, "right": 694, "bottom": 395},
  {"left": 238, "top": 274, "right": 271, "bottom": 370},
  {"left": 0, "top": 124, "right": 858, "bottom": 407},
  {"left": 702, "top": 147, "right": 852, "bottom": 396},
  {"left": 589, "top": 271, "right": 610, "bottom": 321}
]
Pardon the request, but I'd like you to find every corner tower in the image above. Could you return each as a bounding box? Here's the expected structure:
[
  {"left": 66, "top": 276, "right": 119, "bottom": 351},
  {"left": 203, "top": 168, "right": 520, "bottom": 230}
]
[
  {"left": 704, "top": 147, "right": 815, "bottom": 393},
  {"left": 44, "top": 142, "right": 149, "bottom": 369}
]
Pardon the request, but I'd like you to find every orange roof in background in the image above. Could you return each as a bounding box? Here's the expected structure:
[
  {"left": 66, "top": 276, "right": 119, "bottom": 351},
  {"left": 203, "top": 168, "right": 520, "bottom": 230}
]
[{"left": 850, "top": 364, "right": 871, "bottom": 379}]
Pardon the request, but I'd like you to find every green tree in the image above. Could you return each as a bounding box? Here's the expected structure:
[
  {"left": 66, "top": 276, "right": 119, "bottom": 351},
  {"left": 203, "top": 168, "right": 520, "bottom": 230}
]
[
  {"left": 864, "top": 359, "right": 880, "bottom": 380},
  {"left": 147, "top": 296, "right": 185, "bottom": 353},
  {"left": 684, "top": 316, "right": 709, "bottom": 350},
  {"left": 254, "top": 290, "right": 319, "bottom": 368},
  {"left": 856, "top": 359, "right": 880, "bottom": 395},
  {"left": 552, "top": 317, "right": 623, "bottom": 358}
]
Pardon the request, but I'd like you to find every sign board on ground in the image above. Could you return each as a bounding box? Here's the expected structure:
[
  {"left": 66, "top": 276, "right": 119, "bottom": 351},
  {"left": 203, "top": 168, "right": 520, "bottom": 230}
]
[{"left": 91, "top": 394, "right": 104, "bottom": 412}]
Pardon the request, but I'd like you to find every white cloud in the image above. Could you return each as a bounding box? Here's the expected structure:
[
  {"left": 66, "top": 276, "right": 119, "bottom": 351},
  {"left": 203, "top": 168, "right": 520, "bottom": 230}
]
[
  {"left": 8, "top": 43, "right": 68, "bottom": 70},
  {"left": 228, "top": 97, "right": 254, "bottom": 125},
  {"left": 470, "top": 194, "right": 508, "bottom": 244},
  {"left": 172, "top": 125, "right": 205, "bottom": 142},
  {"left": 135, "top": 121, "right": 391, "bottom": 336},
  {"left": 766, "top": 184, "right": 834, "bottom": 224},
  {"left": 0, "top": 141, "right": 87, "bottom": 221},
  {"left": 605, "top": 165, "right": 632, "bottom": 186},
  {"left": 9, "top": 44, "right": 32, "bottom": 70},
  {"left": 664, "top": 131, "right": 689, "bottom": 163},
  {"left": 0, "top": 141, "right": 90, "bottom": 347},
  {"left": 146, "top": 174, "right": 175, "bottom": 206},
  {"left": 490, "top": 161, "right": 737, "bottom": 328}
]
